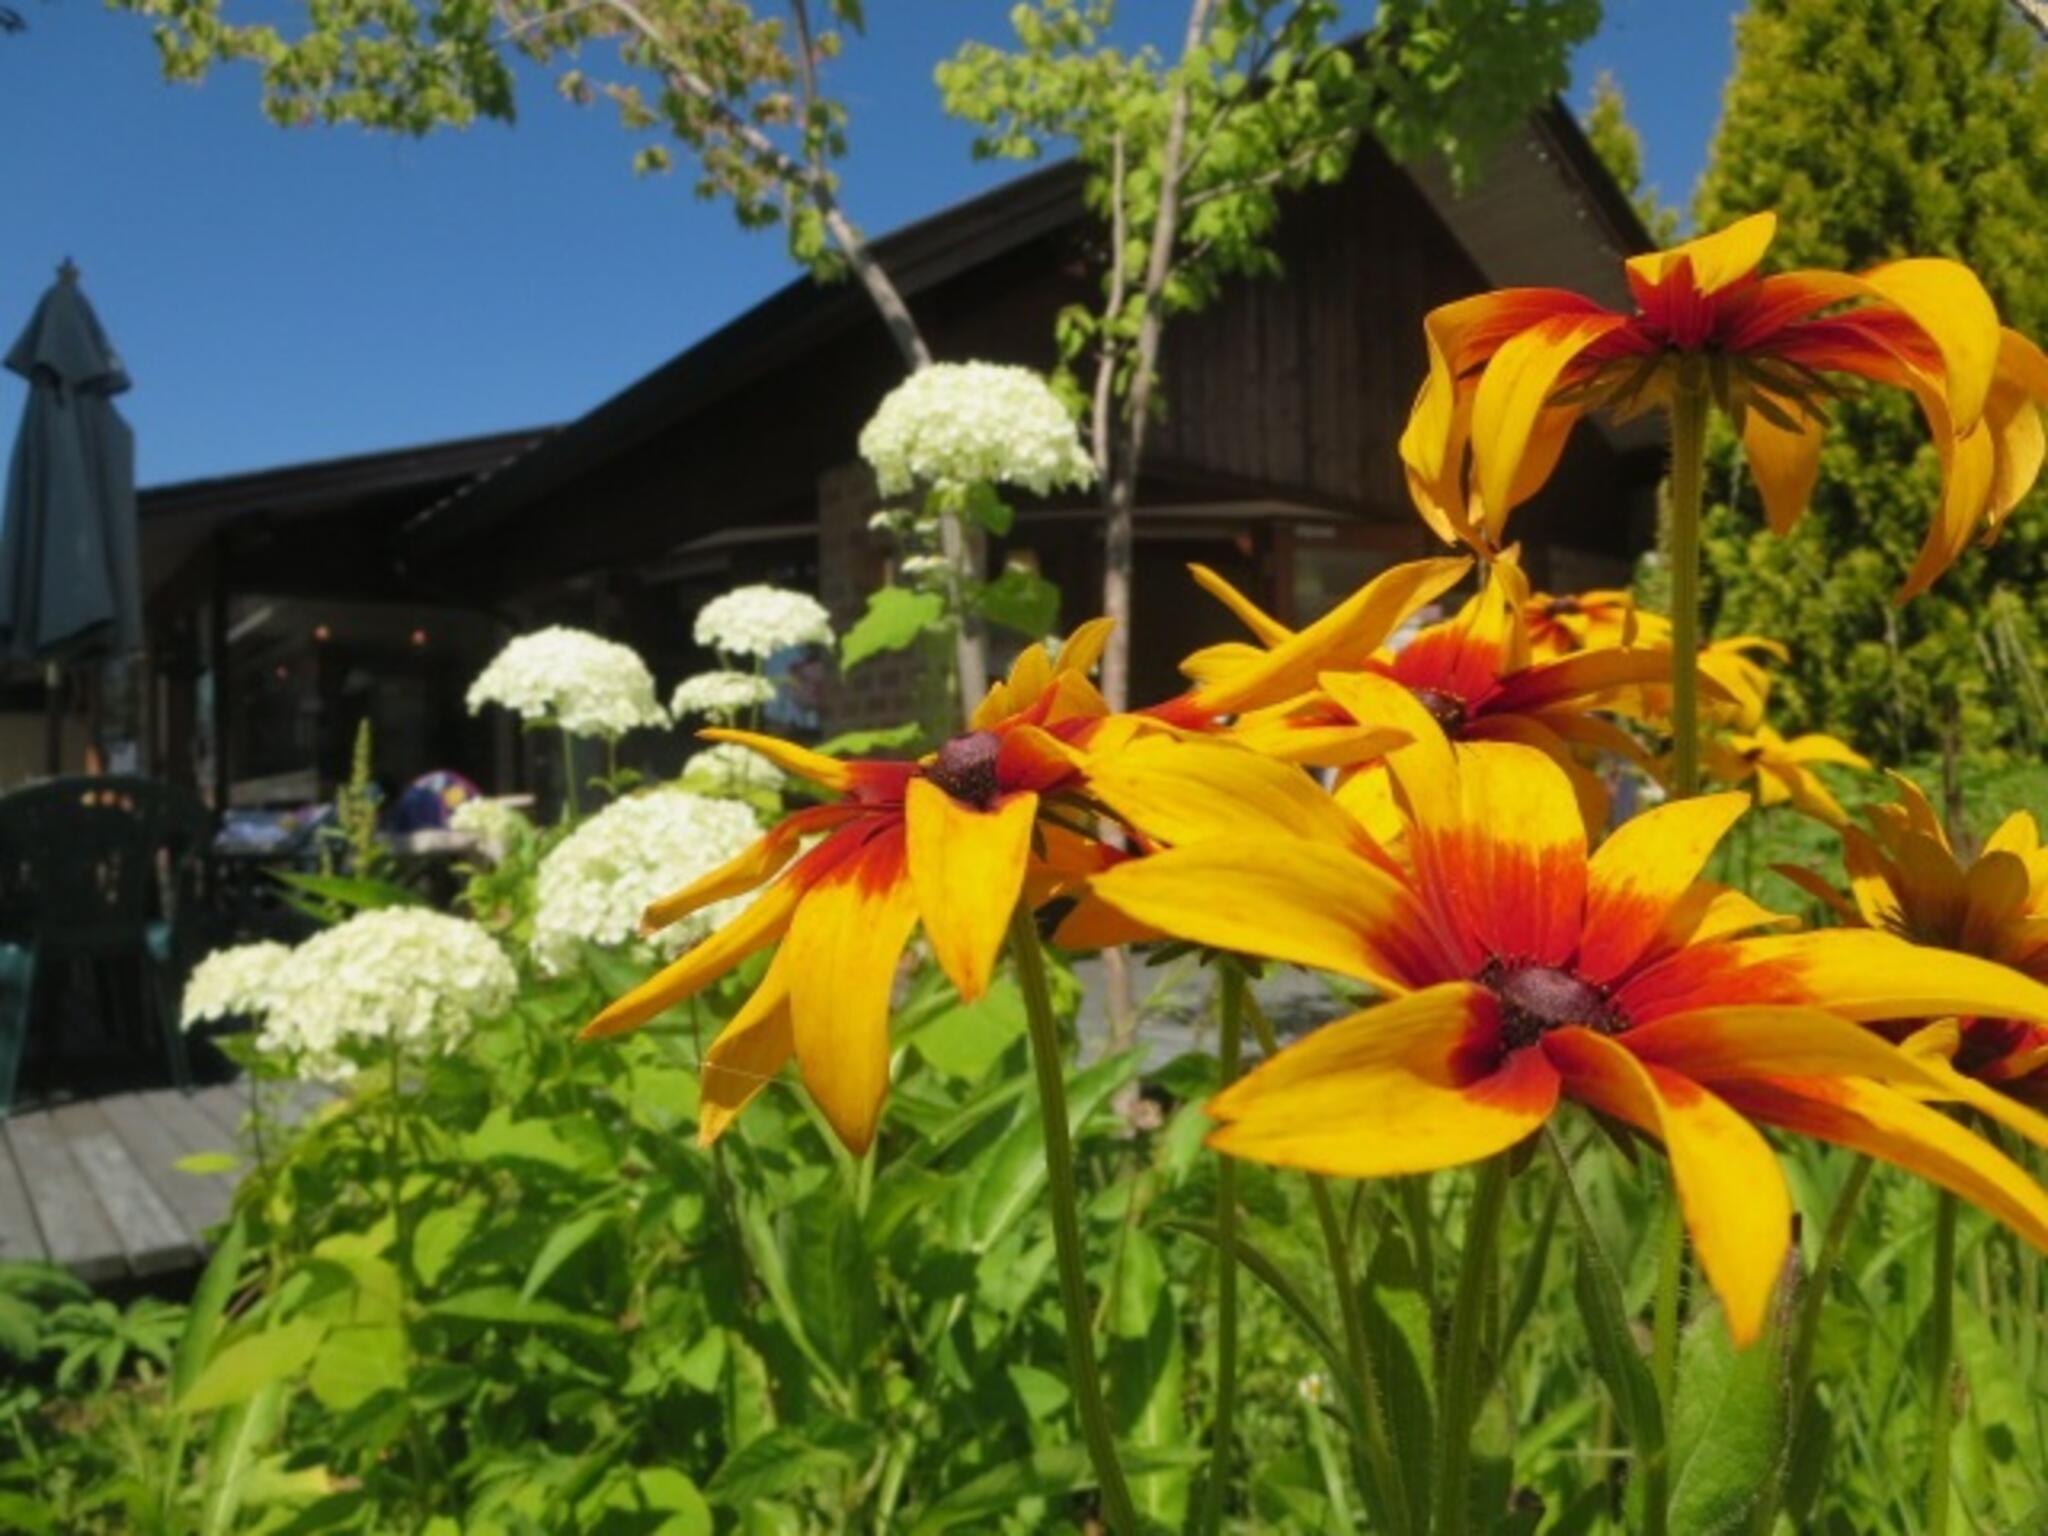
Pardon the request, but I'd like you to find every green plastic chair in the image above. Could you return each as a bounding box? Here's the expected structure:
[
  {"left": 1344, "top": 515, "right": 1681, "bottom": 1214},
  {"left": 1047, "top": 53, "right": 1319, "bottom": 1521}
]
[{"left": 0, "top": 776, "right": 215, "bottom": 1116}]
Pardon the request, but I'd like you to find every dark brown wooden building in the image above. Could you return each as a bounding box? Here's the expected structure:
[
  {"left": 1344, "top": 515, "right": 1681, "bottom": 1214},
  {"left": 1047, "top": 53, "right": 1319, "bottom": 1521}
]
[{"left": 136, "top": 99, "right": 1658, "bottom": 805}]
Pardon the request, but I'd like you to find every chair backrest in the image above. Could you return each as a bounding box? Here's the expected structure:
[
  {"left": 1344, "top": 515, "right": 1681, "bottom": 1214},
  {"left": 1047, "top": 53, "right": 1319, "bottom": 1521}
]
[{"left": 0, "top": 777, "right": 216, "bottom": 945}]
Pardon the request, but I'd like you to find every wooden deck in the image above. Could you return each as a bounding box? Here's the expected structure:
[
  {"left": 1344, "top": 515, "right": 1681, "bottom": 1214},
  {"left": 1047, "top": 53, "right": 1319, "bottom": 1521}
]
[{"left": 0, "top": 1082, "right": 330, "bottom": 1282}]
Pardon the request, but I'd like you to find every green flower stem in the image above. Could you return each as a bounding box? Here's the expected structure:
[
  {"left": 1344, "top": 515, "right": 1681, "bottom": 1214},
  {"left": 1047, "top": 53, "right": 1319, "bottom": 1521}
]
[
  {"left": 1197, "top": 963, "right": 1245, "bottom": 1536},
  {"left": 1006, "top": 905, "right": 1138, "bottom": 1536},
  {"left": 1435, "top": 1156, "right": 1510, "bottom": 1536},
  {"left": 383, "top": 1034, "right": 435, "bottom": 1505},
  {"left": 1646, "top": 1200, "right": 1685, "bottom": 1527},
  {"left": 1753, "top": 1155, "right": 1874, "bottom": 1535},
  {"left": 1927, "top": 1189, "right": 1959, "bottom": 1536},
  {"left": 559, "top": 729, "right": 581, "bottom": 824},
  {"left": 1243, "top": 989, "right": 1412, "bottom": 1536},
  {"left": 1666, "top": 372, "right": 1710, "bottom": 799}
]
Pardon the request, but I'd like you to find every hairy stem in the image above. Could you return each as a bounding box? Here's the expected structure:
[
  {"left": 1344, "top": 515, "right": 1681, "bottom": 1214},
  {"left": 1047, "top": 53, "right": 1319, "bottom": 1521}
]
[
  {"left": 1008, "top": 905, "right": 1137, "bottom": 1535},
  {"left": 1435, "top": 1157, "right": 1510, "bottom": 1536},
  {"left": 1666, "top": 375, "right": 1710, "bottom": 797},
  {"left": 1197, "top": 963, "right": 1245, "bottom": 1535}
]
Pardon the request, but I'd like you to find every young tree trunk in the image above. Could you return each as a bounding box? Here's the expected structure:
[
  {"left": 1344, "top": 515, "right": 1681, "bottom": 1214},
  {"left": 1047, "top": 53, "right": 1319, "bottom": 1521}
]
[{"left": 1096, "top": 0, "right": 1213, "bottom": 715}]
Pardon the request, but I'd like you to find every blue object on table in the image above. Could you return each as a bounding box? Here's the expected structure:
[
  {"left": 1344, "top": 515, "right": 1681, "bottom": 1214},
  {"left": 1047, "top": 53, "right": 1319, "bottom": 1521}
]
[{"left": 393, "top": 770, "right": 480, "bottom": 832}]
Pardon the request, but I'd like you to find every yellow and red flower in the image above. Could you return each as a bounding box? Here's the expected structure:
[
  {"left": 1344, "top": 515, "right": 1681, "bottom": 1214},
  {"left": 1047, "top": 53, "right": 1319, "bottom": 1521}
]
[
  {"left": 1400, "top": 211, "right": 2048, "bottom": 597},
  {"left": 1524, "top": 587, "right": 1653, "bottom": 661},
  {"left": 1777, "top": 775, "right": 2048, "bottom": 1129},
  {"left": 1208, "top": 558, "right": 1679, "bottom": 831},
  {"left": 1702, "top": 720, "right": 1871, "bottom": 827},
  {"left": 579, "top": 623, "right": 1341, "bottom": 1153},
  {"left": 1086, "top": 728, "right": 2048, "bottom": 1345}
]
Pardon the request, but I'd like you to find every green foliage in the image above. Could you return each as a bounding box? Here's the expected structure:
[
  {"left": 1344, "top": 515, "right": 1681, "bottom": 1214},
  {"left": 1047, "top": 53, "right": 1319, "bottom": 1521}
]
[
  {"left": 1693, "top": 0, "right": 2048, "bottom": 761},
  {"left": 940, "top": 0, "right": 1601, "bottom": 395},
  {"left": 839, "top": 585, "right": 946, "bottom": 671}
]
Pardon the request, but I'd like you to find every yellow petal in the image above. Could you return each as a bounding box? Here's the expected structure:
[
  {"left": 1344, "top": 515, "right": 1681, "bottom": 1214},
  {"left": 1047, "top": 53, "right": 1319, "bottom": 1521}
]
[
  {"left": 905, "top": 779, "right": 1036, "bottom": 1002},
  {"left": 699, "top": 727, "right": 858, "bottom": 793},
  {"left": 1719, "top": 1074, "right": 2048, "bottom": 1256},
  {"left": 1188, "top": 563, "right": 1294, "bottom": 647},
  {"left": 1470, "top": 314, "right": 1619, "bottom": 549},
  {"left": 1626, "top": 212, "right": 1777, "bottom": 297},
  {"left": 781, "top": 832, "right": 920, "bottom": 1154},
  {"left": 1860, "top": 258, "right": 2002, "bottom": 431},
  {"left": 1622, "top": 1004, "right": 1947, "bottom": 1093},
  {"left": 1896, "top": 1022, "right": 2048, "bottom": 1152},
  {"left": 1085, "top": 835, "right": 1436, "bottom": 994},
  {"left": 1056, "top": 617, "right": 1117, "bottom": 677},
  {"left": 1208, "top": 984, "right": 1560, "bottom": 1177},
  {"left": 698, "top": 956, "right": 795, "bottom": 1147},
  {"left": 1741, "top": 396, "right": 1824, "bottom": 535},
  {"left": 1544, "top": 1027, "right": 1790, "bottom": 1347},
  {"left": 1578, "top": 793, "right": 1750, "bottom": 985},
  {"left": 581, "top": 879, "right": 802, "bottom": 1042},
  {"left": 1083, "top": 734, "right": 1371, "bottom": 851},
  {"left": 1187, "top": 557, "right": 1471, "bottom": 716},
  {"left": 1714, "top": 929, "right": 2048, "bottom": 1027}
]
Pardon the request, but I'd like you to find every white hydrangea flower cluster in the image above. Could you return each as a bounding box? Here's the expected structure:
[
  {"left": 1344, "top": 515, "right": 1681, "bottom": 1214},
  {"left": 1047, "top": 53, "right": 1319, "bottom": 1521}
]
[
  {"left": 670, "top": 669, "right": 777, "bottom": 722},
  {"left": 683, "top": 741, "right": 789, "bottom": 794},
  {"left": 693, "top": 586, "right": 833, "bottom": 660},
  {"left": 262, "top": 909, "right": 517, "bottom": 1078},
  {"left": 180, "top": 941, "right": 291, "bottom": 1030},
  {"left": 466, "top": 626, "right": 669, "bottom": 739},
  {"left": 858, "top": 362, "right": 1095, "bottom": 498},
  {"left": 449, "top": 796, "right": 529, "bottom": 862},
  {"left": 532, "top": 789, "right": 762, "bottom": 974}
]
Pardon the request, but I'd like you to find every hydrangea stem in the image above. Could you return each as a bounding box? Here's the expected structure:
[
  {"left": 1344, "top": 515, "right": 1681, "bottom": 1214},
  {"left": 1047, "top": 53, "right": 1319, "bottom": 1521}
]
[
  {"left": 1006, "top": 905, "right": 1138, "bottom": 1535},
  {"left": 1666, "top": 375, "right": 1710, "bottom": 799},
  {"left": 559, "top": 729, "right": 581, "bottom": 824},
  {"left": 1196, "top": 963, "right": 1245, "bottom": 1536},
  {"left": 1435, "top": 1156, "right": 1510, "bottom": 1536},
  {"left": 1927, "top": 1189, "right": 1959, "bottom": 1536}
]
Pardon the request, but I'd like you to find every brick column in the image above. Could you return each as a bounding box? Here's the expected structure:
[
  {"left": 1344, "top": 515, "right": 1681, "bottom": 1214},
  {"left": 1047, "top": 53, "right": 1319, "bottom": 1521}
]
[{"left": 816, "top": 462, "right": 926, "bottom": 734}]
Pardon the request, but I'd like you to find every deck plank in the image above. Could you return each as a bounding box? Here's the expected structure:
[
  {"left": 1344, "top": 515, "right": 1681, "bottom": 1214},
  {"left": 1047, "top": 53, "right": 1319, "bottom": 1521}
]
[
  {"left": 187, "top": 1083, "right": 251, "bottom": 1142},
  {"left": 51, "top": 1103, "right": 198, "bottom": 1276},
  {"left": 0, "top": 1128, "right": 46, "bottom": 1265},
  {"left": 105, "top": 1090, "right": 234, "bottom": 1238},
  {"left": 4, "top": 1112, "right": 125, "bottom": 1282}
]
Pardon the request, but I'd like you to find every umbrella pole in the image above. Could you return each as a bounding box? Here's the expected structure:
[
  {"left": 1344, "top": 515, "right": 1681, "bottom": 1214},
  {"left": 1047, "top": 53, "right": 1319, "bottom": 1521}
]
[{"left": 42, "top": 662, "right": 63, "bottom": 776}]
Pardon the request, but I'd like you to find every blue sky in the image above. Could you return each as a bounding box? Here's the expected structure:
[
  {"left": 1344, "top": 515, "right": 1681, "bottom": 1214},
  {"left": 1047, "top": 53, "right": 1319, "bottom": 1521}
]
[{"left": 0, "top": 1, "right": 1739, "bottom": 487}]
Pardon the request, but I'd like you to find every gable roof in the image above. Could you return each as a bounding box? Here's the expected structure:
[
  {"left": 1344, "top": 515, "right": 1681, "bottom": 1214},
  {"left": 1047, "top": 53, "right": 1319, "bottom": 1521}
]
[{"left": 402, "top": 98, "right": 1649, "bottom": 562}]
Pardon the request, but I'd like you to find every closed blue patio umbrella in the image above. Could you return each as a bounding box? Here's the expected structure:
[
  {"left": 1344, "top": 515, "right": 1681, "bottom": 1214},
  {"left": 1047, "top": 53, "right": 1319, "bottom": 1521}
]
[{"left": 1, "top": 261, "right": 142, "bottom": 771}]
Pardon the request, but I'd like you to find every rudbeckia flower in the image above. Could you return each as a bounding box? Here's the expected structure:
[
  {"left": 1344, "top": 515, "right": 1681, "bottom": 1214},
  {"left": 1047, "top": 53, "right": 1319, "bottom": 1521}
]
[
  {"left": 1702, "top": 721, "right": 1871, "bottom": 827},
  {"left": 1401, "top": 211, "right": 2048, "bottom": 598},
  {"left": 1524, "top": 587, "right": 1652, "bottom": 660},
  {"left": 579, "top": 623, "right": 1334, "bottom": 1153},
  {"left": 1086, "top": 730, "right": 2048, "bottom": 1345},
  {"left": 1776, "top": 775, "right": 2048, "bottom": 1134},
  {"left": 1222, "top": 558, "right": 1681, "bottom": 830}
]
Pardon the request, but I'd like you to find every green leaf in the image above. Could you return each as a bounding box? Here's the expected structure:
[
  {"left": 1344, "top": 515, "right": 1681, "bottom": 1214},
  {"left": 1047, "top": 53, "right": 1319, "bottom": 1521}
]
[
  {"left": 784, "top": 1191, "right": 881, "bottom": 1380},
  {"left": 962, "top": 481, "right": 1014, "bottom": 535},
  {"left": 179, "top": 1319, "right": 327, "bottom": 1413},
  {"left": 964, "top": 1049, "right": 1141, "bottom": 1252},
  {"left": 907, "top": 1444, "right": 1203, "bottom": 1535},
  {"left": 1107, "top": 1224, "right": 1189, "bottom": 1526},
  {"left": 841, "top": 586, "right": 945, "bottom": 670},
  {"left": 174, "top": 1151, "right": 240, "bottom": 1176},
  {"left": 976, "top": 566, "right": 1061, "bottom": 639},
  {"left": 706, "top": 1421, "right": 875, "bottom": 1506},
  {"left": 269, "top": 870, "right": 424, "bottom": 912},
  {"left": 198, "top": 1382, "right": 288, "bottom": 1536},
  {"left": 1666, "top": 1299, "right": 1788, "bottom": 1534},
  {"left": 461, "top": 1110, "right": 610, "bottom": 1174},
  {"left": 521, "top": 1206, "right": 617, "bottom": 1302},
  {"left": 907, "top": 978, "right": 1027, "bottom": 1080},
  {"left": 412, "top": 1196, "right": 484, "bottom": 1289},
  {"left": 429, "top": 1286, "right": 611, "bottom": 1335},
  {"left": 172, "top": 1214, "right": 248, "bottom": 1402},
  {"left": 307, "top": 1323, "right": 406, "bottom": 1411}
]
